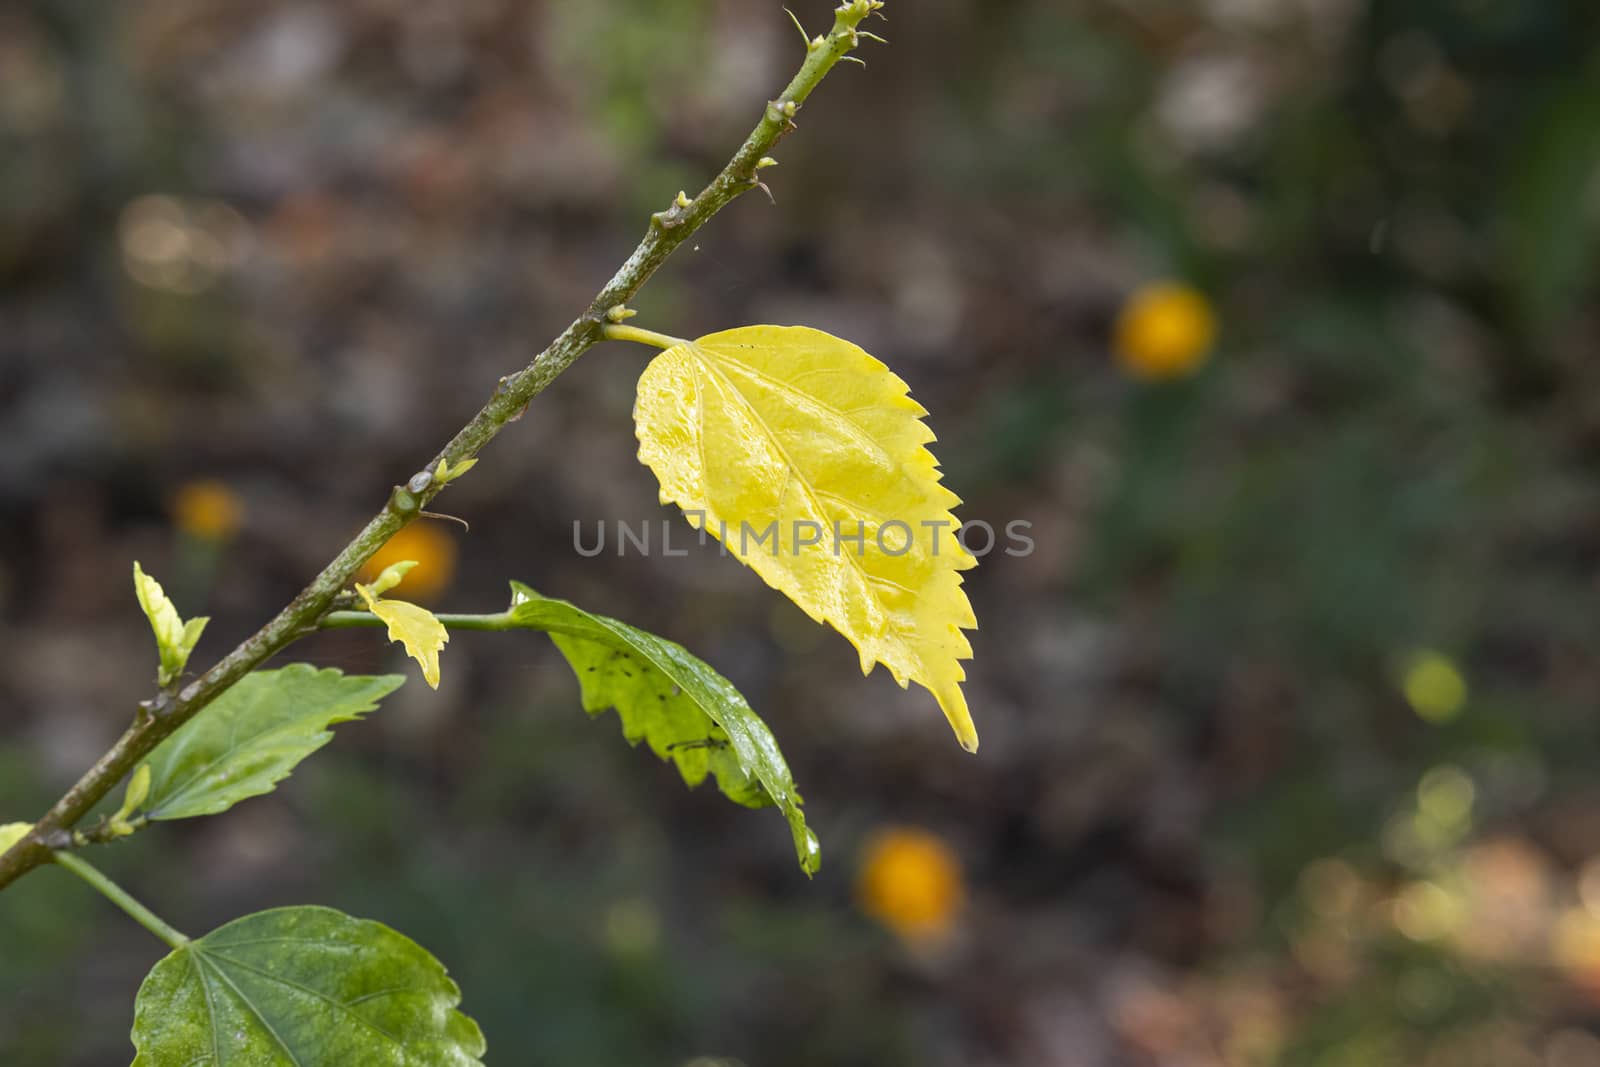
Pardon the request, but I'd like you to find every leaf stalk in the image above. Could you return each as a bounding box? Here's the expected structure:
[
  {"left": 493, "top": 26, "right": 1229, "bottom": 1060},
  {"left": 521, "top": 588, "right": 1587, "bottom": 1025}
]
[
  {"left": 601, "top": 324, "right": 689, "bottom": 350},
  {"left": 53, "top": 852, "right": 189, "bottom": 950}
]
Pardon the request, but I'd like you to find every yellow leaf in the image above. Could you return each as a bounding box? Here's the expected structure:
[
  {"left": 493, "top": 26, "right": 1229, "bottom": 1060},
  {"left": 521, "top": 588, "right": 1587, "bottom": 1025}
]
[
  {"left": 356, "top": 583, "right": 448, "bottom": 689},
  {"left": 633, "top": 325, "right": 980, "bottom": 751}
]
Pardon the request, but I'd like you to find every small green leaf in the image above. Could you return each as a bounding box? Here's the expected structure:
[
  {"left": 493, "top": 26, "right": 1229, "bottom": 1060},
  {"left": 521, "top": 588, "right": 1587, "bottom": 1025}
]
[
  {"left": 435, "top": 456, "right": 478, "bottom": 484},
  {"left": 121, "top": 764, "right": 151, "bottom": 816},
  {"left": 367, "top": 559, "right": 419, "bottom": 597},
  {"left": 507, "top": 582, "right": 819, "bottom": 874},
  {"left": 131, "top": 905, "right": 485, "bottom": 1066},
  {"left": 133, "top": 562, "right": 209, "bottom": 686},
  {"left": 142, "top": 665, "right": 404, "bottom": 821},
  {"left": 104, "top": 764, "right": 153, "bottom": 837}
]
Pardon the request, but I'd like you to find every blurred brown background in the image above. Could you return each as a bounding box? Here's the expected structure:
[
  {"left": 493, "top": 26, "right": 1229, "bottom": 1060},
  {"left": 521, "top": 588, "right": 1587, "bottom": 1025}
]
[{"left": 6, "top": 0, "right": 1600, "bottom": 1064}]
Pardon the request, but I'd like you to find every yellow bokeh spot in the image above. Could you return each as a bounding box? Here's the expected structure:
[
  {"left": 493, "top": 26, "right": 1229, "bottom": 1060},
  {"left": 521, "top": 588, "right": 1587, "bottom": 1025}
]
[
  {"left": 1391, "top": 880, "right": 1464, "bottom": 942},
  {"left": 172, "top": 479, "right": 244, "bottom": 540},
  {"left": 361, "top": 522, "right": 457, "bottom": 602},
  {"left": 1403, "top": 651, "right": 1467, "bottom": 723},
  {"left": 1417, "top": 765, "right": 1474, "bottom": 831},
  {"left": 1113, "top": 282, "right": 1217, "bottom": 382},
  {"left": 856, "top": 827, "right": 965, "bottom": 942}
]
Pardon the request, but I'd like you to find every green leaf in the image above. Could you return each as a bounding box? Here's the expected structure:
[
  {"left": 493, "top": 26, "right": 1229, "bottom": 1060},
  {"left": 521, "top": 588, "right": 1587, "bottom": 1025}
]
[
  {"left": 507, "top": 582, "right": 819, "bottom": 875},
  {"left": 131, "top": 905, "right": 485, "bottom": 1066},
  {"left": 133, "top": 562, "right": 209, "bottom": 686},
  {"left": 141, "top": 665, "right": 404, "bottom": 821}
]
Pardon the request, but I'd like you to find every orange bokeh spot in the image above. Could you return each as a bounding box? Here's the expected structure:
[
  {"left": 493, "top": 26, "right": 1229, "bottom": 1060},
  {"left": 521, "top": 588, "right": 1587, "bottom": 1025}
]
[
  {"left": 1114, "top": 282, "right": 1218, "bottom": 382},
  {"left": 856, "top": 827, "right": 965, "bottom": 942},
  {"left": 172, "top": 479, "right": 244, "bottom": 541},
  {"left": 359, "top": 522, "right": 458, "bottom": 602}
]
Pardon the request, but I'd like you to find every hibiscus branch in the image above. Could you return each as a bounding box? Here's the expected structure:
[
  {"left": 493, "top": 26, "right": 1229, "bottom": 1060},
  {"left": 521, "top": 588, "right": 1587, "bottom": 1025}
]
[{"left": 0, "top": 0, "right": 885, "bottom": 892}]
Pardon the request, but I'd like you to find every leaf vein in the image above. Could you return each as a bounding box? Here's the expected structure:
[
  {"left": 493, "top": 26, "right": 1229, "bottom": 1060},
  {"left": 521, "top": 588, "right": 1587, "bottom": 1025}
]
[
  {"left": 206, "top": 951, "right": 406, "bottom": 1048},
  {"left": 695, "top": 360, "right": 888, "bottom": 657},
  {"left": 198, "top": 953, "right": 304, "bottom": 1067}
]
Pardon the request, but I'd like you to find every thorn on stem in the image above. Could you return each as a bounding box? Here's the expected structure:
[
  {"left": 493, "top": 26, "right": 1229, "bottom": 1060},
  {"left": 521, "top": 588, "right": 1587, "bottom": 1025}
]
[
  {"left": 784, "top": 7, "right": 809, "bottom": 48},
  {"left": 754, "top": 181, "right": 776, "bottom": 205},
  {"left": 419, "top": 510, "right": 471, "bottom": 531}
]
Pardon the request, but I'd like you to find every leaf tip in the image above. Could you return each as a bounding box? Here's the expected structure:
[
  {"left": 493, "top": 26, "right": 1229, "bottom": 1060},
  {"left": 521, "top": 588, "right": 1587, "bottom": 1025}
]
[{"left": 938, "top": 684, "right": 979, "bottom": 754}]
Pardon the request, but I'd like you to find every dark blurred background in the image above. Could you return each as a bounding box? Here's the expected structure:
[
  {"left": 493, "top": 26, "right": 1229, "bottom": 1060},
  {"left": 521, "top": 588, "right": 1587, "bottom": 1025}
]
[{"left": 5, "top": 0, "right": 1600, "bottom": 1064}]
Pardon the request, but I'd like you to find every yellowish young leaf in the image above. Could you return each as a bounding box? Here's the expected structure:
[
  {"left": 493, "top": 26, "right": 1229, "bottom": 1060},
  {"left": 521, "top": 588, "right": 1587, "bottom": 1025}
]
[
  {"left": 633, "top": 325, "right": 980, "bottom": 751},
  {"left": 109, "top": 763, "right": 152, "bottom": 836},
  {"left": 356, "top": 583, "right": 448, "bottom": 688},
  {"left": 133, "top": 562, "right": 209, "bottom": 686},
  {"left": 435, "top": 456, "right": 478, "bottom": 484},
  {"left": 367, "top": 559, "right": 418, "bottom": 597}
]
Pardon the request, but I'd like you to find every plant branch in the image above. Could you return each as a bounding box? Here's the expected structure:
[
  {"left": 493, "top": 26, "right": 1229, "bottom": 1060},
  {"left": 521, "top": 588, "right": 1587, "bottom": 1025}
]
[
  {"left": 54, "top": 852, "right": 189, "bottom": 950},
  {"left": 0, "top": 0, "right": 884, "bottom": 893}
]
